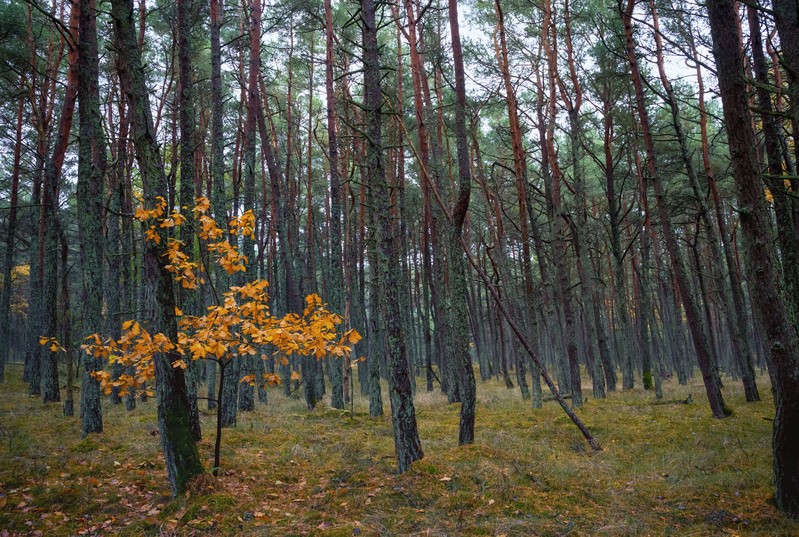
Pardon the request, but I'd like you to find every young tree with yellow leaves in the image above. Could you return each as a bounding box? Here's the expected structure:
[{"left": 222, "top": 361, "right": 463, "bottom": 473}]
[{"left": 60, "top": 197, "right": 360, "bottom": 488}]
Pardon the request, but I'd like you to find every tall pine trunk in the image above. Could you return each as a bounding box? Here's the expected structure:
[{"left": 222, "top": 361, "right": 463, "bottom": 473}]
[
  {"left": 362, "top": 0, "right": 423, "bottom": 472},
  {"left": 110, "top": 0, "right": 204, "bottom": 495},
  {"left": 708, "top": 0, "right": 799, "bottom": 513},
  {"left": 77, "top": 0, "right": 107, "bottom": 434}
]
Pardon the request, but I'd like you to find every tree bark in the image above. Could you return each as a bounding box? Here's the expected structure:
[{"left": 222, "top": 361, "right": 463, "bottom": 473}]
[
  {"left": 447, "top": 0, "right": 477, "bottom": 445},
  {"left": 110, "top": 0, "right": 204, "bottom": 495},
  {"left": 325, "top": 0, "right": 345, "bottom": 409},
  {"left": 0, "top": 89, "right": 25, "bottom": 382},
  {"left": 177, "top": 0, "right": 202, "bottom": 439},
  {"left": 708, "top": 0, "right": 799, "bottom": 513},
  {"left": 77, "top": 0, "right": 107, "bottom": 434},
  {"left": 362, "top": 0, "right": 423, "bottom": 472}
]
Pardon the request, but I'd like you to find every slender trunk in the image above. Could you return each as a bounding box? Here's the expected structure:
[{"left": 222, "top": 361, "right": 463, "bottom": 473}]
[
  {"left": 325, "top": 0, "right": 345, "bottom": 409},
  {"left": 0, "top": 90, "right": 25, "bottom": 381},
  {"left": 177, "top": 0, "right": 202, "bottom": 439},
  {"left": 362, "top": 0, "right": 423, "bottom": 472},
  {"left": 493, "top": 0, "right": 543, "bottom": 406},
  {"left": 208, "top": 0, "right": 225, "bottom": 411},
  {"left": 765, "top": 0, "right": 799, "bottom": 329},
  {"left": 61, "top": 232, "right": 74, "bottom": 416},
  {"left": 652, "top": 1, "right": 757, "bottom": 401},
  {"left": 238, "top": 0, "right": 260, "bottom": 414},
  {"left": 78, "top": 0, "right": 107, "bottom": 434},
  {"left": 622, "top": 0, "right": 728, "bottom": 418},
  {"left": 446, "top": 0, "right": 476, "bottom": 444}
]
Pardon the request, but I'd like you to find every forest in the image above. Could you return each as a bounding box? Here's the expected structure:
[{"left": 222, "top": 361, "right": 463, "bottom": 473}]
[{"left": 0, "top": 0, "right": 798, "bottom": 533}]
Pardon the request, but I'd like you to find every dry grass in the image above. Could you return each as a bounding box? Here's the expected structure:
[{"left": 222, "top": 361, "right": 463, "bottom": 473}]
[{"left": 0, "top": 367, "right": 796, "bottom": 536}]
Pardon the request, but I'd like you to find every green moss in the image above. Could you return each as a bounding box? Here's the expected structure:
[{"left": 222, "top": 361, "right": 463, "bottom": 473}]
[
  {"left": 203, "top": 493, "right": 236, "bottom": 511},
  {"left": 31, "top": 485, "right": 83, "bottom": 510},
  {"left": 74, "top": 436, "right": 100, "bottom": 453}
]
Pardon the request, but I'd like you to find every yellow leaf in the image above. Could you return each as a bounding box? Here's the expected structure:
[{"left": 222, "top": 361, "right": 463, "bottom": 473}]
[
  {"left": 346, "top": 329, "right": 362, "bottom": 345},
  {"left": 290, "top": 370, "right": 302, "bottom": 381}
]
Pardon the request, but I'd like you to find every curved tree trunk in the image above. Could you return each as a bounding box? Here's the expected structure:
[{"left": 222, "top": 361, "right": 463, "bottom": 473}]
[{"left": 447, "top": 0, "right": 476, "bottom": 444}]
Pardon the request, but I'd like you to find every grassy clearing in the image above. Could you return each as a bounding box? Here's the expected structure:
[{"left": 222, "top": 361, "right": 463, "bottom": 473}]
[{"left": 0, "top": 368, "right": 796, "bottom": 536}]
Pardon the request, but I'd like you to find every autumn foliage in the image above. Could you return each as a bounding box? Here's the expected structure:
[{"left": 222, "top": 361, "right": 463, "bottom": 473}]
[{"left": 43, "top": 196, "right": 361, "bottom": 400}]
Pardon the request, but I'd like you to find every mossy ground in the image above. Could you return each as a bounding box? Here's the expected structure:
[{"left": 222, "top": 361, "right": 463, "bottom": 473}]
[{"left": 0, "top": 366, "right": 796, "bottom": 536}]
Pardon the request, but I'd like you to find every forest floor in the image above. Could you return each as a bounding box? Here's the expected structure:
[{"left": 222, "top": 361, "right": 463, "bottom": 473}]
[{"left": 0, "top": 367, "right": 796, "bottom": 536}]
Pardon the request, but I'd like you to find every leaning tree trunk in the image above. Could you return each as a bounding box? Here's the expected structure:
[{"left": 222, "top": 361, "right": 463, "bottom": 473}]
[
  {"left": 493, "top": 0, "right": 543, "bottom": 407},
  {"left": 110, "top": 0, "right": 204, "bottom": 496},
  {"left": 651, "top": 0, "right": 757, "bottom": 401},
  {"left": 708, "top": 0, "right": 799, "bottom": 513},
  {"left": 622, "top": 0, "right": 728, "bottom": 418}
]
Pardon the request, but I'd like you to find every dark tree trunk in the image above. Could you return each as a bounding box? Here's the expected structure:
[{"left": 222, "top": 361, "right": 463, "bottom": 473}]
[
  {"left": 208, "top": 0, "right": 225, "bottom": 412},
  {"left": 110, "top": 0, "right": 204, "bottom": 495},
  {"left": 61, "top": 232, "right": 75, "bottom": 416},
  {"left": 708, "top": 0, "right": 799, "bottom": 513},
  {"left": 0, "top": 91, "right": 24, "bottom": 381},
  {"left": 177, "top": 0, "right": 202, "bottom": 440},
  {"left": 238, "top": 0, "right": 260, "bottom": 414},
  {"left": 768, "top": 0, "right": 799, "bottom": 329},
  {"left": 78, "top": 0, "right": 107, "bottom": 434},
  {"left": 325, "top": 0, "right": 345, "bottom": 409},
  {"left": 447, "top": 0, "right": 477, "bottom": 445},
  {"left": 362, "top": 0, "right": 423, "bottom": 472}
]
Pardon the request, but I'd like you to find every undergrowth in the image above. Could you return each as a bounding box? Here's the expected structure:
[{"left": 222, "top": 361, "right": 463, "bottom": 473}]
[{"left": 0, "top": 367, "right": 795, "bottom": 536}]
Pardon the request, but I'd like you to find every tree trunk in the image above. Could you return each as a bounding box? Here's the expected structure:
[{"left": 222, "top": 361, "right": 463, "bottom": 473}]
[
  {"left": 0, "top": 90, "right": 24, "bottom": 382},
  {"left": 110, "top": 0, "right": 204, "bottom": 495},
  {"left": 767, "top": 0, "right": 799, "bottom": 330},
  {"left": 446, "top": 0, "right": 477, "bottom": 445},
  {"left": 708, "top": 0, "right": 799, "bottom": 512},
  {"left": 325, "top": 0, "right": 345, "bottom": 409},
  {"left": 651, "top": 0, "right": 757, "bottom": 401},
  {"left": 362, "top": 0, "right": 423, "bottom": 472},
  {"left": 177, "top": 0, "right": 202, "bottom": 440},
  {"left": 238, "top": 0, "right": 260, "bottom": 414},
  {"left": 208, "top": 0, "right": 225, "bottom": 412},
  {"left": 622, "top": 0, "right": 728, "bottom": 418},
  {"left": 78, "top": 0, "right": 107, "bottom": 434}
]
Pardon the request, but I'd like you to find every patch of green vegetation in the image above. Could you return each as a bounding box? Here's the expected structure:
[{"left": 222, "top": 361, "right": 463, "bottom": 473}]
[
  {"left": 74, "top": 436, "right": 100, "bottom": 453},
  {"left": 203, "top": 492, "right": 236, "bottom": 510}
]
